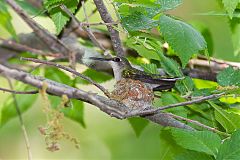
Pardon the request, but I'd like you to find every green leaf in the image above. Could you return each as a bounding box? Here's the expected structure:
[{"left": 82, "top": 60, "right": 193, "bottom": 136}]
[
  {"left": 175, "top": 151, "right": 214, "bottom": 160},
  {"left": 161, "top": 92, "right": 188, "bottom": 117},
  {"left": 141, "top": 63, "right": 158, "bottom": 74},
  {"left": 0, "top": 84, "right": 38, "bottom": 126},
  {"left": 157, "top": 51, "right": 183, "bottom": 77},
  {"left": 62, "top": 99, "right": 85, "bottom": 127},
  {"left": 217, "top": 67, "right": 240, "bottom": 87},
  {"left": 209, "top": 101, "right": 240, "bottom": 133},
  {"left": 175, "top": 76, "right": 195, "bottom": 95},
  {"left": 44, "top": 0, "right": 79, "bottom": 34},
  {"left": 48, "top": 96, "right": 85, "bottom": 127},
  {"left": 0, "top": 1, "right": 17, "bottom": 39},
  {"left": 145, "top": 0, "right": 183, "bottom": 18},
  {"left": 16, "top": 0, "right": 42, "bottom": 16},
  {"left": 125, "top": 36, "right": 161, "bottom": 60},
  {"left": 216, "top": 129, "right": 240, "bottom": 160},
  {"left": 171, "top": 128, "right": 221, "bottom": 157},
  {"left": 51, "top": 11, "right": 69, "bottom": 34},
  {"left": 128, "top": 117, "right": 149, "bottom": 137},
  {"left": 44, "top": 67, "right": 73, "bottom": 86},
  {"left": 156, "top": 0, "right": 183, "bottom": 12},
  {"left": 222, "top": 0, "right": 239, "bottom": 19},
  {"left": 159, "top": 15, "right": 207, "bottom": 67},
  {"left": 76, "top": 68, "right": 112, "bottom": 84},
  {"left": 121, "top": 12, "right": 159, "bottom": 31}
]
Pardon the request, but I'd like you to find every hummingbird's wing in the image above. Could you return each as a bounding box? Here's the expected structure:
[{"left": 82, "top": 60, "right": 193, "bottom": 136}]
[{"left": 123, "top": 69, "right": 182, "bottom": 85}]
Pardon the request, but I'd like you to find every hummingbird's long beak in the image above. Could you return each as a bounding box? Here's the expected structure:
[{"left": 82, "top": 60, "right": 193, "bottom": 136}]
[{"left": 88, "top": 57, "right": 113, "bottom": 61}]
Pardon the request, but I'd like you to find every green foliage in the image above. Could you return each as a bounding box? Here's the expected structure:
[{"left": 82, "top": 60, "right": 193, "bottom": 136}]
[
  {"left": 44, "top": 67, "right": 74, "bottom": 86},
  {"left": 175, "top": 76, "right": 195, "bottom": 95},
  {"left": 157, "top": 51, "right": 183, "bottom": 77},
  {"left": 128, "top": 117, "right": 149, "bottom": 137},
  {"left": 209, "top": 102, "right": 240, "bottom": 133},
  {"left": 222, "top": 0, "right": 239, "bottom": 19},
  {"left": 217, "top": 67, "right": 240, "bottom": 87},
  {"left": 175, "top": 151, "right": 214, "bottom": 160},
  {"left": 48, "top": 96, "right": 85, "bottom": 127},
  {"left": 16, "top": 0, "right": 42, "bottom": 16},
  {"left": 141, "top": 63, "right": 158, "bottom": 74},
  {"left": 171, "top": 128, "right": 221, "bottom": 157},
  {"left": 125, "top": 36, "right": 161, "bottom": 60},
  {"left": 44, "top": 0, "right": 79, "bottom": 34},
  {"left": 63, "top": 99, "right": 85, "bottom": 127},
  {"left": 161, "top": 93, "right": 188, "bottom": 117},
  {"left": 44, "top": 68, "right": 85, "bottom": 127},
  {"left": 76, "top": 68, "right": 113, "bottom": 84},
  {"left": 156, "top": 0, "right": 183, "bottom": 12},
  {"left": 216, "top": 129, "right": 240, "bottom": 160},
  {"left": 121, "top": 12, "right": 159, "bottom": 31},
  {"left": 0, "top": 84, "right": 38, "bottom": 127},
  {"left": 0, "top": 1, "right": 17, "bottom": 39},
  {"left": 159, "top": 15, "right": 207, "bottom": 67}
]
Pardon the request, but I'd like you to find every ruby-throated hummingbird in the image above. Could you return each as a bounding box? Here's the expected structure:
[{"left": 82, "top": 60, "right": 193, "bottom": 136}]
[{"left": 89, "top": 56, "right": 182, "bottom": 91}]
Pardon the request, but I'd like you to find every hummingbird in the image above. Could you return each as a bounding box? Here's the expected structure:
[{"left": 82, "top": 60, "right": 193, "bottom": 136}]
[
  {"left": 89, "top": 56, "right": 182, "bottom": 91},
  {"left": 89, "top": 56, "right": 183, "bottom": 110}
]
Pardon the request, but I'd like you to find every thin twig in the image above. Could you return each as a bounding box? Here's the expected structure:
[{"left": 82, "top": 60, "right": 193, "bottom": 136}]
[
  {"left": 6, "top": 78, "right": 32, "bottom": 160},
  {"left": 126, "top": 92, "right": 226, "bottom": 117},
  {"left": 166, "top": 113, "right": 230, "bottom": 137},
  {"left": 59, "top": 4, "right": 106, "bottom": 51},
  {"left": 93, "top": 0, "right": 124, "bottom": 56},
  {"left": 6, "top": 0, "right": 71, "bottom": 55},
  {"left": 82, "top": 8, "right": 98, "bottom": 22},
  {"left": 21, "top": 57, "right": 110, "bottom": 97},
  {"left": 0, "top": 87, "right": 38, "bottom": 94}
]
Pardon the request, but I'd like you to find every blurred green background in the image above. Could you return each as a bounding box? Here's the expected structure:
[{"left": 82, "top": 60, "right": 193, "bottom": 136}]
[{"left": 0, "top": 0, "right": 240, "bottom": 159}]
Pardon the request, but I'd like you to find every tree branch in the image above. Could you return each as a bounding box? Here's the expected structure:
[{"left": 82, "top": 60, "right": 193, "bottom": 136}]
[
  {"left": 0, "top": 63, "right": 194, "bottom": 130},
  {"left": 93, "top": 0, "right": 124, "bottom": 56},
  {"left": 0, "top": 87, "right": 38, "bottom": 94},
  {"left": 126, "top": 92, "right": 226, "bottom": 117},
  {"left": 166, "top": 113, "right": 230, "bottom": 137},
  {"left": 21, "top": 57, "right": 110, "bottom": 97}
]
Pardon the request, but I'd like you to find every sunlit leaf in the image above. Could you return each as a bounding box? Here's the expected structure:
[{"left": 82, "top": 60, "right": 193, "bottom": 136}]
[{"left": 222, "top": 0, "right": 239, "bottom": 19}]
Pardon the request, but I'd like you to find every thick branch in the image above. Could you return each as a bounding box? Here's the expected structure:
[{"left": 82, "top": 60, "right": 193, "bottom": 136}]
[{"left": 0, "top": 63, "right": 193, "bottom": 129}]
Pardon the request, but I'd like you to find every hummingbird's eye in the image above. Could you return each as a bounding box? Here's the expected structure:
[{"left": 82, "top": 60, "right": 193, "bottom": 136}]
[{"left": 113, "top": 57, "right": 121, "bottom": 62}]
